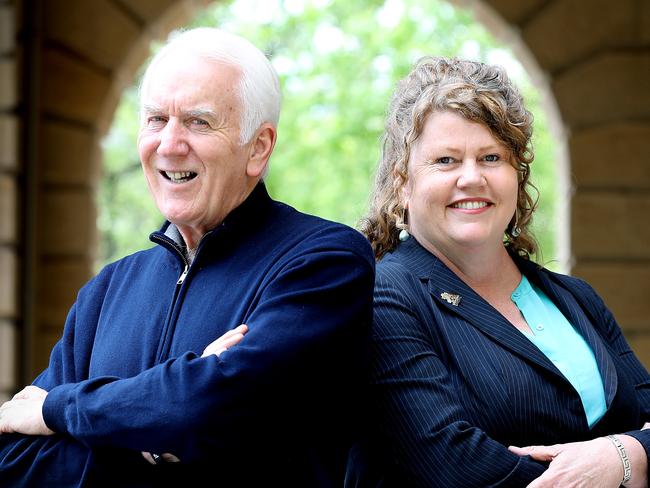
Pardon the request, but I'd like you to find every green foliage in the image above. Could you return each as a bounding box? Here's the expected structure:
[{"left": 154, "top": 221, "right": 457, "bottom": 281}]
[
  {"left": 97, "top": 0, "right": 559, "bottom": 269},
  {"left": 98, "top": 86, "right": 160, "bottom": 264}
]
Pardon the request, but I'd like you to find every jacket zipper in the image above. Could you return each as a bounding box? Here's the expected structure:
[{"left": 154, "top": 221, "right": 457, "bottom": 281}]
[
  {"left": 150, "top": 233, "right": 190, "bottom": 282},
  {"left": 150, "top": 228, "right": 218, "bottom": 361},
  {"left": 150, "top": 233, "right": 191, "bottom": 361},
  {"left": 177, "top": 263, "right": 189, "bottom": 285}
]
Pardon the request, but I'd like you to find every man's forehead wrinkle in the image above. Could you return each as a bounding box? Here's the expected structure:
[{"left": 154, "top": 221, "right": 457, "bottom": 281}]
[
  {"left": 141, "top": 104, "right": 220, "bottom": 119},
  {"left": 187, "top": 108, "right": 220, "bottom": 118},
  {"left": 142, "top": 103, "right": 162, "bottom": 114}
]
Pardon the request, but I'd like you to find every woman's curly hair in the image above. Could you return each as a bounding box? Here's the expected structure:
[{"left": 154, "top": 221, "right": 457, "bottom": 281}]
[{"left": 360, "top": 56, "right": 538, "bottom": 260}]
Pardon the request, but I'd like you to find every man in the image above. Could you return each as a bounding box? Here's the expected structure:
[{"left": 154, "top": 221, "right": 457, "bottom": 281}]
[{"left": 0, "top": 28, "right": 375, "bottom": 486}]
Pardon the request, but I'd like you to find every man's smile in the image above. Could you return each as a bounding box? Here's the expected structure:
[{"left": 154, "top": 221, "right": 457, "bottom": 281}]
[{"left": 160, "top": 170, "right": 198, "bottom": 183}]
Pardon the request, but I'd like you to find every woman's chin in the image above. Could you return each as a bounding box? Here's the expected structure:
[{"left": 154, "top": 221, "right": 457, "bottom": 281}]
[{"left": 448, "top": 232, "right": 503, "bottom": 251}]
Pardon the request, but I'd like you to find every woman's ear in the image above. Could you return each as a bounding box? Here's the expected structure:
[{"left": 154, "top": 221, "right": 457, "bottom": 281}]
[
  {"left": 246, "top": 123, "right": 277, "bottom": 178},
  {"left": 402, "top": 188, "right": 410, "bottom": 210},
  {"left": 394, "top": 167, "right": 410, "bottom": 210}
]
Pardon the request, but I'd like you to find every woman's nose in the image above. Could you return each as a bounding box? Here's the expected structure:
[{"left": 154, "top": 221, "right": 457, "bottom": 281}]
[
  {"left": 456, "top": 160, "right": 486, "bottom": 188},
  {"left": 157, "top": 120, "right": 189, "bottom": 156}
]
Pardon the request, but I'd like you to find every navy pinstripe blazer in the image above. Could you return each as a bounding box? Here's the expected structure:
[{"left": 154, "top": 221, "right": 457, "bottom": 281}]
[{"left": 347, "top": 237, "right": 650, "bottom": 487}]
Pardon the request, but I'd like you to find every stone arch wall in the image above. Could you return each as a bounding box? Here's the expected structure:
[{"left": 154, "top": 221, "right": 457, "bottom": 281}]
[{"left": 1, "top": 0, "right": 648, "bottom": 401}]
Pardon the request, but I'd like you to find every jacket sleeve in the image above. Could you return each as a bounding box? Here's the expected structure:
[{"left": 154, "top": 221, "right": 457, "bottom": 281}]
[
  {"left": 0, "top": 275, "right": 105, "bottom": 486},
  {"left": 579, "top": 279, "right": 650, "bottom": 475},
  {"left": 367, "top": 267, "right": 546, "bottom": 487},
  {"left": 41, "top": 230, "right": 375, "bottom": 461}
]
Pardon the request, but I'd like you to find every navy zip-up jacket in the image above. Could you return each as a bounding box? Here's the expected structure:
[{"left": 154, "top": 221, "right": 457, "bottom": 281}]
[{"left": 0, "top": 183, "right": 375, "bottom": 487}]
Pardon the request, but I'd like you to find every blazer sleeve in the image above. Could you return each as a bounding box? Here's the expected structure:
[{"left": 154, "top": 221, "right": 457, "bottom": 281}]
[
  {"left": 578, "top": 279, "right": 650, "bottom": 469},
  {"left": 368, "top": 266, "right": 546, "bottom": 487},
  {"left": 41, "top": 230, "right": 375, "bottom": 461}
]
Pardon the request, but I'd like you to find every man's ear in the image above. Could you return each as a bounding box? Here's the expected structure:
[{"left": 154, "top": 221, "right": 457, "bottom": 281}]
[{"left": 246, "top": 123, "right": 277, "bottom": 178}]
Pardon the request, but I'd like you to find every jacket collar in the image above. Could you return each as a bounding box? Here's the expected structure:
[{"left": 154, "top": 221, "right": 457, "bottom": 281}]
[
  {"left": 390, "top": 237, "right": 618, "bottom": 407},
  {"left": 523, "top": 262, "right": 618, "bottom": 407},
  {"left": 150, "top": 182, "right": 273, "bottom": 259},
  {"left": 217, "top": 181, "right": 273, "bottom": 234}
]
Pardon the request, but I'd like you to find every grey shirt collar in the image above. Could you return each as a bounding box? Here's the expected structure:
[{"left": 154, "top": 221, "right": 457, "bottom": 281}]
[{"left": 164, "top": 223, "right": 196, "bottom": 264}]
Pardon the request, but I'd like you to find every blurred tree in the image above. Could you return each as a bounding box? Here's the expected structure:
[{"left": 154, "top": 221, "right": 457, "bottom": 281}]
[{"left": 98, "top": 0, "right": 559, "bottom": 269}]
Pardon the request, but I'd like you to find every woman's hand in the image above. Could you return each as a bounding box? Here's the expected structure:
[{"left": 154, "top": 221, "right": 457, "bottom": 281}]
[
  {"left": 142, "top": 324, "right": 249, "bottom": 464},
  {"left": 510, "top": 434, "right": 648, "bottom": 488},
  {"left": 509, "top": 438, "right": 622, "bottom": 488},
  {"left": 0, "top": 385, "right": 54, "bottom": 436}
]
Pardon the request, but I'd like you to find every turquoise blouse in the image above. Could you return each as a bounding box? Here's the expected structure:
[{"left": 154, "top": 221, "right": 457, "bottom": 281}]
[{"left": 511, "top": 275, "right": 607, "bottom": 427}]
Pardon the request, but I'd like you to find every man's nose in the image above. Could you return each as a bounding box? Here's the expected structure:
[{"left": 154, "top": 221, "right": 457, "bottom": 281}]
[
  {"left": 457, "top": 160, "right": 486, "bottom": 188},
  {"left": 157, "top": 120, "right": 189, "bottom": 156}
]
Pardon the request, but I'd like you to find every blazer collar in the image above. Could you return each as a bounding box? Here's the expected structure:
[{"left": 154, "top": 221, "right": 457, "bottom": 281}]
[
  {"left": 391, "top": 237, "right": 616, "bottom": 402},
  {"left": 522, "top": 262, "right": 618, "bottom": 406}
]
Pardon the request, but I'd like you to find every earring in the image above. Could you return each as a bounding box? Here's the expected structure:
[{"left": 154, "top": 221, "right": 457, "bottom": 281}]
[
  {"left": 397, "top": 205, "right": 410, "bottom": 242},
  {"left": 510, "top": 210, "right": 521, "bottom": 238}
]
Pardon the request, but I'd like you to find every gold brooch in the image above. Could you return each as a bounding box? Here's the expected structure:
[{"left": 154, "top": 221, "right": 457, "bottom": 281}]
[{"left": 440, "top": 292, "right": 461, "bottom": 306}]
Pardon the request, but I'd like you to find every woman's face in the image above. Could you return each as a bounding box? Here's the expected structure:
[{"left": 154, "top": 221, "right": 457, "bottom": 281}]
[{"left": 402, "top": 110, "right": 519, "bottom": 257}]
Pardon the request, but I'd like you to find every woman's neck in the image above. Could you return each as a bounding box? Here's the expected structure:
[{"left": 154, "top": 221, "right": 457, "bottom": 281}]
[{"left": 423, "top": 239, "right": 522, "bottom": 299}]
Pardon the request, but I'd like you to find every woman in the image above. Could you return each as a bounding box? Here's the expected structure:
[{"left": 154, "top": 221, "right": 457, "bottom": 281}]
[{"left": 351, "top": 57, "right": 650, "bottom": 487}]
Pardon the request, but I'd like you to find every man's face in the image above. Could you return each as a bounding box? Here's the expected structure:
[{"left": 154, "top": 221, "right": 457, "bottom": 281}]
[{"left": 138, "top": 52, "right": 259, "bottom": 247}]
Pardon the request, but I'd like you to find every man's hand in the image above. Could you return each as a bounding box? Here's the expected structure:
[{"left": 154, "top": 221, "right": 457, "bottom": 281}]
[
  {"left": 201, "top": 324, "right": 248, "bottom": 357},
  {"left": 0, "top": 385, "right": 55, "bottom": 436},
  {"left": 142, "top": 452, "right": 180, "bottom": 465},
  {"left": 142, "top": 324, "right": 249, "bottom": 464}
]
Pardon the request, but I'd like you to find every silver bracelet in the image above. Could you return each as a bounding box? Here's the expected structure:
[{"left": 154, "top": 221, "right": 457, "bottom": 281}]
[{"left": 607, "top": 434, "right": 632, "bottom": 484}]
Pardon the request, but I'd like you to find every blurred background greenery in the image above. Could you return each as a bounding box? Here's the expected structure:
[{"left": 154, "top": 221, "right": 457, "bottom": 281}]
[{"left": 97, "top": 0, "right": 558, "bottom": 269}]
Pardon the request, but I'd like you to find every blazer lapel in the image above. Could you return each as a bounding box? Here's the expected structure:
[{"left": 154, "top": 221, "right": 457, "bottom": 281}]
[
  {"left": 395, "top": 239, "right": 565, "bottom": 380},
  {"left": 524, "top": 264, "right": 619, "bottom": 407}
]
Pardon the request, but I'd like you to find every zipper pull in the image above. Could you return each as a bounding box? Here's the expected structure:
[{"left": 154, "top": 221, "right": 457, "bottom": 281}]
[{"left": 177, "top": 264, "right": 189, "bottom": 285}]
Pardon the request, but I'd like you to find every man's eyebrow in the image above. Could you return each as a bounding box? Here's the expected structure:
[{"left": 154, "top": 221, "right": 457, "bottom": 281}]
[
  {"left": 141, "top": 104, "right": 162, "bottom": 114},
  {"left": 140, "top": 105, "right": 218, "bottom": 119},
  {"left": 186, "top": 109, "right": 219, "bottom": 119}
]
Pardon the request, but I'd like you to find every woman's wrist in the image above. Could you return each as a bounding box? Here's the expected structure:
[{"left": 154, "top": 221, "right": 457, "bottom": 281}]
[
  {"left": 616, "top": 434, "right": 648, "bottom": 488},
  {"left": 607, "top": 435, "right": 632, "bottom": 485}
]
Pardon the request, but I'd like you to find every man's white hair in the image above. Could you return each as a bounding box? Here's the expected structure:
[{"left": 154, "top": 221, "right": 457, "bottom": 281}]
[{"left": 139, "top": 27, "right": 281, "bottom": 144}]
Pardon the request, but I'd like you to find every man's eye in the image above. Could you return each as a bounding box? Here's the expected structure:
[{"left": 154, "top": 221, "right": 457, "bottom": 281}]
[
  {"left": 190, "top": 118, "right": 209, "bottom": 127},
  {"left": 146, "top": 116, "right": 166, "bottom": 126}
]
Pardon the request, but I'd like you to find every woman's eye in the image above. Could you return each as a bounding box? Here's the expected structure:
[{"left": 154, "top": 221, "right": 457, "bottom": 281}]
[{"left": 484, "top": 154, "right": 500, "bottom": 163}]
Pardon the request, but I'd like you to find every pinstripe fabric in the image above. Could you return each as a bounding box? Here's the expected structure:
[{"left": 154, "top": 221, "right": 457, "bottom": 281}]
[{"left": 348, "top": 238, "right": 650, "bottom": 488}]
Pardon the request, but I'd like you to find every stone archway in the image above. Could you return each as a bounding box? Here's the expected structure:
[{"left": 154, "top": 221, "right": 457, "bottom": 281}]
[{"left": 1, "top": 0, "right": 649, "bottom": 400}]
